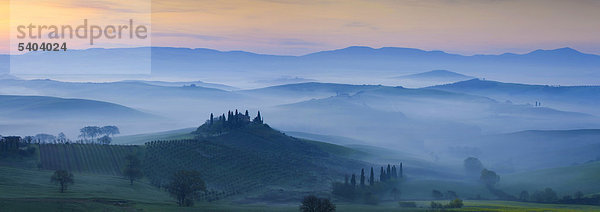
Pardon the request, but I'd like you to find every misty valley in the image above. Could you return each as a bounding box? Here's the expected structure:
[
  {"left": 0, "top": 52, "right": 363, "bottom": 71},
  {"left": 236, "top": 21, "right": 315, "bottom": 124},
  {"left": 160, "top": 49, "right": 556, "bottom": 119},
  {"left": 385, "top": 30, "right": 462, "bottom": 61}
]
[{"left": 1, "top": 47, "right": 600, "bottom": 211}]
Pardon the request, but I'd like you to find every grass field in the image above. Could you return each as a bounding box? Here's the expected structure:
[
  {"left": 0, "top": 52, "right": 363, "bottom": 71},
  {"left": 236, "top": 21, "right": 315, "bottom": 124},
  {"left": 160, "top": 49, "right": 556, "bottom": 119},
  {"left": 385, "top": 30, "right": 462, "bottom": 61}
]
[
  {"left": 2, "top": 165, "right": 600, "bottom": 211},
  {"left": 3, "top": 198, "right": 600, "bottom": 212}
]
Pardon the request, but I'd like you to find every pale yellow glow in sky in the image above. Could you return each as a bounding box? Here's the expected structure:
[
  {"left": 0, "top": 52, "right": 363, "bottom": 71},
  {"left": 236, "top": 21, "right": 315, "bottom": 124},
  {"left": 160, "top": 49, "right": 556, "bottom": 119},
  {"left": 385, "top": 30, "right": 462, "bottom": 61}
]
[{"left": 1, "top": 0, "right": 600, "bottom": 55}]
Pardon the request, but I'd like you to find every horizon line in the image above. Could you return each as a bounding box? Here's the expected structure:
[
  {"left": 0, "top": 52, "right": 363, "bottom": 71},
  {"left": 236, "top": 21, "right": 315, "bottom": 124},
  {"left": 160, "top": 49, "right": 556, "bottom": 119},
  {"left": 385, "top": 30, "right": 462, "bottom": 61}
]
[{"left": 1, "top": 46, "right": 597, "bottom": 57}]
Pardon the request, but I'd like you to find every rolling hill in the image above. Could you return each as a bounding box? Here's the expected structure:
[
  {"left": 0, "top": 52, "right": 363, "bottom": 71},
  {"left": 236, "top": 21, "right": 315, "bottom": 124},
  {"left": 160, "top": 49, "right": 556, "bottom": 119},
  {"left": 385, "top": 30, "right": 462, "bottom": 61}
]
[
  {"left": 119, "top": 80, "right": 238, "bottom": 91},
  {"left": 429, "top": 79, "right": 600, "bottom": 116},
  {"left": 462, "top": 129, "right": 600, "bottom": 172},
  {"left": 0, "top": 95, "right": 152, "bottom": 119},
  {"left": 0, "top": 95, "right": 169, "bottom": 137},
  {"left": 267, "top": 85, "right": 599, "bottom": 148},
  {"left": 397, "top": 70, "right": 474, "bottom": 81},
  {"left": 394, "top": 70, "right": 475, "bottom": 87},
  {"left": 24, "top": 118, "right": 375, "bottom": 203}
]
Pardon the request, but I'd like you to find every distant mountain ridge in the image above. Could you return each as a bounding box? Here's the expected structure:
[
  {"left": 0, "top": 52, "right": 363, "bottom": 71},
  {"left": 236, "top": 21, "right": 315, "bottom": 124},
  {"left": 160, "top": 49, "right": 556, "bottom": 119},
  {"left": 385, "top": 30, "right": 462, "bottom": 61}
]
[
  {"left": 1, "top": 46, "right": 598, "bottom": 85},
  {"left": 397, "top": 70, "right": 474, "bottom": 80}
]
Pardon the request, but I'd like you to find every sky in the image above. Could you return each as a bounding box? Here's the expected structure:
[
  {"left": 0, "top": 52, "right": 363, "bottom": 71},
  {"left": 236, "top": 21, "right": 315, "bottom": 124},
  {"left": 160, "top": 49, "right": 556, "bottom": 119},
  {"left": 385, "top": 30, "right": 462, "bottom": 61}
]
[{"left": 1, "top": 0, "right": 600, "bottom": 55}]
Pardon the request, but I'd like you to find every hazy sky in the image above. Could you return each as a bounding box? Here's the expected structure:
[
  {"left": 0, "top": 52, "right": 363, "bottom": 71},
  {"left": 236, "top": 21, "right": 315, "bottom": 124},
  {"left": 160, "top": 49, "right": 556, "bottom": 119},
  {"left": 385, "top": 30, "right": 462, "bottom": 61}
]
[{"left": 1, "top": 0, "right": 600, "bottom": 55}]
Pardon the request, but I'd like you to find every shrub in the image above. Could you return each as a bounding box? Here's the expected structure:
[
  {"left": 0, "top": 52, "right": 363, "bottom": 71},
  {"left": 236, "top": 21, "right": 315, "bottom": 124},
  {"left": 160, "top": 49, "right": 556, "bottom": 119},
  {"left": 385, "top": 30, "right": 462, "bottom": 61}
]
[
  {"left": 447, "top": 198, "right": 464, "bottom": 208},
  {"left": 430, "top": 201, "right": 444, "bottom": 209},
  {"left": 398, "top": 201, "right": 417, "bottom": 208},
  {"left": 300, "top": 195, "right": 336, "bottom": 212}
]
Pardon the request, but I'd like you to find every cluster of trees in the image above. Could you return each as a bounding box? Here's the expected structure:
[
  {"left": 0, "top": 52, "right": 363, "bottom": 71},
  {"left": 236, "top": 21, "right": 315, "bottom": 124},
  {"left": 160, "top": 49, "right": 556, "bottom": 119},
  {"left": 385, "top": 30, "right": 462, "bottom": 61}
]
[
  {"left": 332, "top": 163, "right": 404, "bottom": 204},
  {"left": 196, "top": 110, "right": 264, "bottom": 136},
  {"left": 518, "top": 189, "right": 600, "bottom": 205},
  {"left": 211, "top": 110, "right": 263, "bottom": 127},
  {"left": 299, "top": 195, "right": 336, "bottom": 212},
  {"left": 0, "top": 136, "right": 36, "bottom": 157},
  {"left": 9, "top": 133, "right": 71, "bottom": 145},
  {"left": 79, "top": 126, "right": 120, "bottom": 144}
]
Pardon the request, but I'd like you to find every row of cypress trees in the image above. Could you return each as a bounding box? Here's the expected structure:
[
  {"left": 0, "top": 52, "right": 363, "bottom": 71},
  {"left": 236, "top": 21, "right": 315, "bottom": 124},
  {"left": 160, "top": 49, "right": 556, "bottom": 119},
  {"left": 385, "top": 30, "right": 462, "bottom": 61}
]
[{"left": 345, "top": 163, "right": 403, "bottom": 187}]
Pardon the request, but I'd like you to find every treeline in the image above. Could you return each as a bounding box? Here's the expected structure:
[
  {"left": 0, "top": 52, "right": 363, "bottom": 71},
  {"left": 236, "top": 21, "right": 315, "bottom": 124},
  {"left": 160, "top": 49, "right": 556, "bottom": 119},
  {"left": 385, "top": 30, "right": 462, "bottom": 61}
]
[
  {"left": 1, "top": 125, "right": 119, "bottom": 146},
  {"left": 332, "top": 163, "right": 404, "bottom": 204},
  {"left": 0, "top": 136, "right": 36, "bottom": 157},
  {"left": 517, "top": 188, "right": 600, "bottom": 206}
]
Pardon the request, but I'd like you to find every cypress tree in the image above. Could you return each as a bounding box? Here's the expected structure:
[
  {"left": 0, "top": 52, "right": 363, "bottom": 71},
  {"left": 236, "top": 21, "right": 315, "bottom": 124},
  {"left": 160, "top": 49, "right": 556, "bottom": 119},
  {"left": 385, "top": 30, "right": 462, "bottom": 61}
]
[
  {"left": 257, "top": 111, "right": 262, "bottom": 123},
  {"left": 387, "top": 164, "right": 391, "bottom": 180},
  {"left": 392, "top": 165, "right": 397, "bottom": 179},
  {"left": 350, "top": 174, "right": 356, "bottom": 187},
  {"left": 400, "top": 163, "right": 403, "bottom": 178},
  {"left": 245, "top": 110, "right": 249, "bottom": 117},
  {"left": 380, "top": 167, "right": 385, "bottom": 182},
  {"left": 254, "top": 111, "right": 263, "bottom": 124},
  {"left": 210, "top": 113, "right": 214, "bottom": 125},
  {"left": 369, "top": 167, "right": 374, "bottom": 186},
  {"left": 360, "top": 168, "right": 365, "bottom": 186}
]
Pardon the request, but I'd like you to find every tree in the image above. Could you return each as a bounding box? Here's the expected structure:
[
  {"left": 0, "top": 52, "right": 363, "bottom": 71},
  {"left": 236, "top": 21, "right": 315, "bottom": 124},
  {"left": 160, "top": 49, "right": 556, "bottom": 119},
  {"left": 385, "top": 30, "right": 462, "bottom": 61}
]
[
  {"left": 464, "top": 157, "right": 484, "bottom": 178},
  {"left": 386, "top": 164, "right": 391, "bottom": 180},
  {"left": 98, "top": 135, "right": 112, "bottom": 145},
  {"left": 210, "top": 113, "right": 214, "bottom": 125},
  {"left": 79, "top": 126, "right": 101, "bottom": 142},
  {"left": 35, "top": 133, "right": 56, "bottom": 143},
  {"left": 57, "top": 133, "right": 67, "bottom": 143},
  {"left": 399, "top": 163, "right": 403, "bottom": 178},
  {"left": 360, "top": 168, "right": 365, "bottom": 186},
  {"left": 432, "top": 190, "right": 444, "bottom": 199},
  {"left": 51, "top": 170, "right": 74, "bottom": 193},
  {"left": 379, "top": 167, "right": 385, "bottom": 182},
  {"left": 123, "top": 154, "right": 143, "bottom": 185},
  {"left": 299, "top": 195, "right": 336, "bottom": 212},
  {"left": 369, "top": 167, "right": 374, "bottom": 186},
  {"left": 100, "top": 126, "right": 120, "bottom": 137},
  {"left": 166, "top": 170, "right": 206, "bottom": 207},
  {"left": 350, "top": 174, "right": 356, "bottom": 187},
  {"left": 519, "top": 190, "right": 530, "bottom": 201},
  {"left": 574, "top": 191, "right": 584, "bottom": 200},
  {"left": 253, "top": 111, "right": 263, "bottom": 124},
  {"left": 480, "top": 169, "right": 500, "bottom": 187}
]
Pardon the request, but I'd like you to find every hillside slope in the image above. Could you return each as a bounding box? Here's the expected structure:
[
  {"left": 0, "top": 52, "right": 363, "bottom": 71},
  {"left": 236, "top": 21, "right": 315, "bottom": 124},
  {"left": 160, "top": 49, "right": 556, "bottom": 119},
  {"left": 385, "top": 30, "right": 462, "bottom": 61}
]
[
  {"left": 430, "top": 79, "right": 600, "bottom": 115},
  {"left": 143, "top": 122, "right": 370, "bottom": 202},
  {"left": 500, "top": 161, "right": 600, "bottom": 196},
  {"left": 0, "top": 95, "right": 152, "bottom": 119}
]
